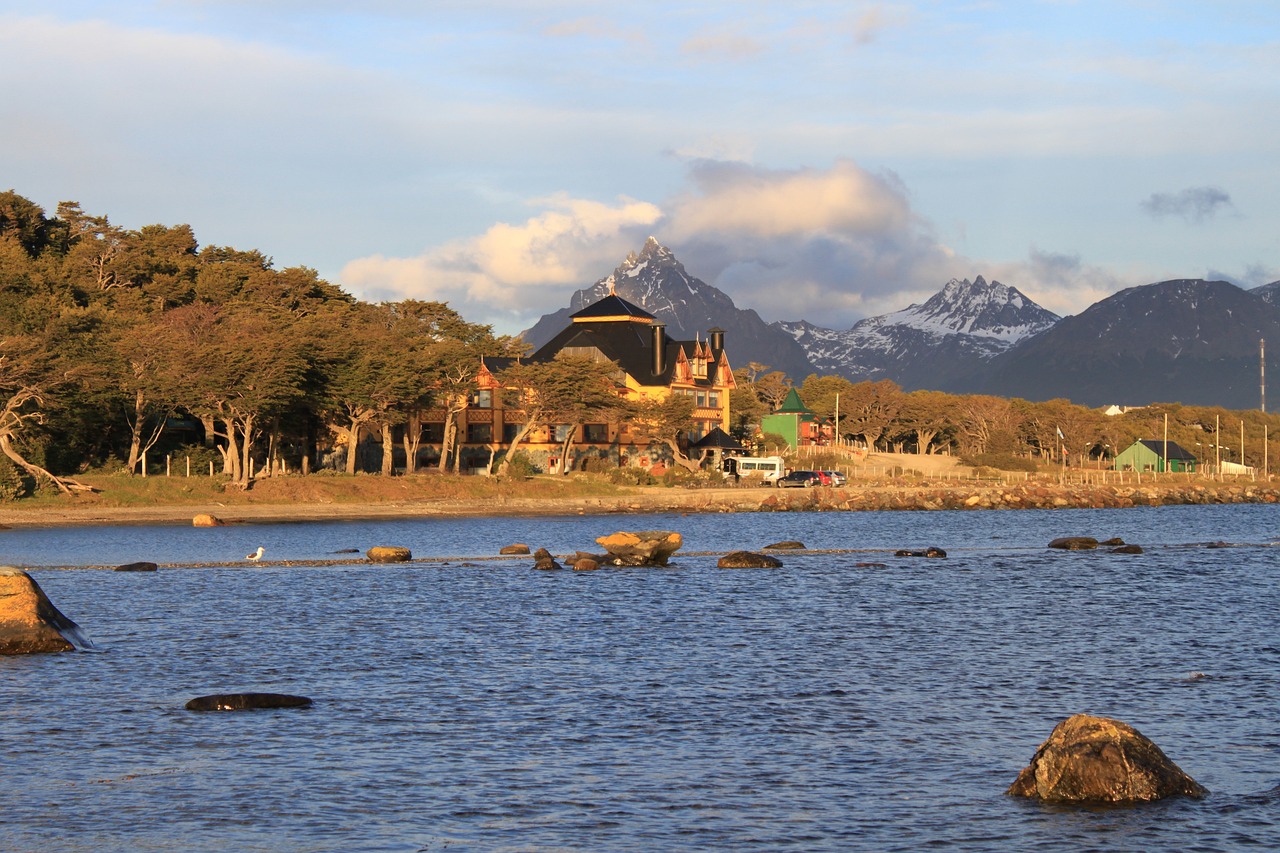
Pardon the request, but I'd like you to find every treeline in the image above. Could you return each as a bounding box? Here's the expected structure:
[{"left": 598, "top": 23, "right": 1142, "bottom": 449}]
[
  {"left": 4, "top": 190, "right": 1277, "bottom": 501},
  {"left": 0, "top": 191, "right": 520, "bottom": 495},
  {"left": 730, "top": 368, "right": 1280, "bottom": 471}
]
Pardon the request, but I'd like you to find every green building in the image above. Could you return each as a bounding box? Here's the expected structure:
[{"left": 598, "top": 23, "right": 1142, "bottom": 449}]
[
  {"left": 1113, "top": 439, "right": 1198, "bottom": 473},
  {"left": 759, "top": 388, "right": 821, "bottom": 450}
]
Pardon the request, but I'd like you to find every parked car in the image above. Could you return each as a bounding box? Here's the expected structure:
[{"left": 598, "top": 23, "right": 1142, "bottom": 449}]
[
  {"left": 777, "top": 470, "right": 823, "bottom": 488},
  {"left": 821, "top": 470, "right": 847, "bottom": 486}
]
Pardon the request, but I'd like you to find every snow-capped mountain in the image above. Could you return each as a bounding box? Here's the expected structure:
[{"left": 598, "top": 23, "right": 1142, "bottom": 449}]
[
  {"left": 521, "top": 237, "right": 816, "bottom": 380},
  {"left": 776, "top": 276, "right": 1060, "bottom": 390}
]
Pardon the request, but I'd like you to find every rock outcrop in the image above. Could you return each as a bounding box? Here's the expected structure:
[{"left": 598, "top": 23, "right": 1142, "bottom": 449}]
[
  {"left": 0, "top": 568, "right": 92, "bottom": 654},
  {"left": 366, "top": 546, "right": 412, "bottom": 563},
  {"left": 1007, "top": 714, "right": 1207, "bottom": 803},
  {"left": 185, "top": 693, "right": 313, "bottom": 711},
  {"left": 717, "top": 551, "right": 783, "bottom": 568},
  {"left": 192, "top": 513, "right": 224, "bottom": 527},
  {"left": 500, "top": 544, "right": 531, "bottom": 555},
  {"left": 595, "top": 530, "right": 683, "bottom": 566}
]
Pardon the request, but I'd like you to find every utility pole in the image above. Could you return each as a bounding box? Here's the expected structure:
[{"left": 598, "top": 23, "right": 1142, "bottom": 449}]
[{"left": 1262, "top": 338, "right": 1267, "bottom": 412}]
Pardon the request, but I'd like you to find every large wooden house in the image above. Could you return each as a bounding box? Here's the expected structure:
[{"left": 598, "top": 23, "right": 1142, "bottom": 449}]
[{"left": 453, "top": 291, "right": 736, "bottom": 473}]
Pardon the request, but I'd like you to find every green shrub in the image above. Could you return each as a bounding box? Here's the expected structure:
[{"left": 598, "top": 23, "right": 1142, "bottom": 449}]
[
  {"left": 0, "top": 456, "right": 34, "bottom": 501},
  {"left": 497, "top": 451, "right": 539, "bottom": 480},
  {"left": 582, "top": 456, "right": 614, "bottom": 474}
]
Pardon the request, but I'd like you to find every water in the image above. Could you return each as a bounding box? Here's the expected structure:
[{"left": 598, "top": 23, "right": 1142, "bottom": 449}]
[{"left": 2, "top": 505, "right": 1278, "bottom": 851}]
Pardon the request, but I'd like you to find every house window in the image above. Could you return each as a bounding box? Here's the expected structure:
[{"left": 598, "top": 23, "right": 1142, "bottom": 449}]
[
  {"left": 471, "top": 389, "right": 493, "bottom": 408},
  {"left": 696, "top": 391, "right": 707, "bottom": 407},
  {"left": 503, "top": 423, "right": 523, "bottom": 442},
  {"left": 583, "top": 423, "right": 609, "bottom": 443},
  {"left": 423, "top": 423, "right": 444, "bottom": 443},
  {"left": 466, "top": 423, "right": 492, "bottom": 443},
  {"left": 708, "top": 391, "right": 719, "bottom": 408},
  {"left": 552, "top": 424, "right": 573, "bottom": 442}
]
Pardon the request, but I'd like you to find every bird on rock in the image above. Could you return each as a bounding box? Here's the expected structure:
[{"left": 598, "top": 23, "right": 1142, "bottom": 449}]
[{"left": 246, "top": 546, "right": 265, "bottom": 561}]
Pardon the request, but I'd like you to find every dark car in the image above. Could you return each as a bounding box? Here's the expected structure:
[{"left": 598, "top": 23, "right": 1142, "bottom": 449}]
[{"left": 777, "top": 470, "right": 823, "bottom": 488}]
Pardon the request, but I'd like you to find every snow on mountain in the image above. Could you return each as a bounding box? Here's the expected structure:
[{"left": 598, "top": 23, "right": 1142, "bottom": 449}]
[{"left": 776, "top": 276, "right": 1060, "bottom": 387}]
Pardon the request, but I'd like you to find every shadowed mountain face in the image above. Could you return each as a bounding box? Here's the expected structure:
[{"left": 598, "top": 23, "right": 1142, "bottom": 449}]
[
  {"left": 520, "top": 238, "right": 816, "bottom": 380},
  {"left": 775, "top": 276, "right": 1060, "bottom": 391},
  {"left": 982, "top": 279, "right": 1280, "bottom": 407}
]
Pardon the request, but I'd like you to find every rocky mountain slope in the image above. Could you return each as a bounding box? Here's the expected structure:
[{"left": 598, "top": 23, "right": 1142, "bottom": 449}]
[
  {"left": 983, "top": 279, "right": 1280, "bottom": 407},
  {"left": 520, "top": 238, "right": 815, "bottom": 379},
  {"left": 776, "top": 276, "right": 1060, "bottom": 390}
]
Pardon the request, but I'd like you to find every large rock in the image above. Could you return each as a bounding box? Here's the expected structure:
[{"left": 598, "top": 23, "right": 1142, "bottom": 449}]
[
  {"left": 185, "top": 693, "right": 313, "bottom": 711},
  {"left": 595, "top": 530, "right": 683, "bottom": 566},
  {"left": 1007, "top": 714, "right": 1207, "bottom": 803},
  {"left": 718, "top": 551, "right": 783, "bottom": 568},
  {"left": 1048, "top": 536, "right": 1099, "bottom": 550},
  {"left": 366, "top": 546, "right": 412, "bottom": 563},
  {"left": 114, "top": 561, "right": 158, "bottom": 572},
  {"left": 500, "top": 543, "right": 531, "bottom": 555},
  {"left": 0, "top": 568, "right": 92, "bottom": 654},
  {"left": 192, "top": 513, "right": 225, "bottom": 527},
  {"left": 763, "top": 541, "right": 806, "bottom": 550}
]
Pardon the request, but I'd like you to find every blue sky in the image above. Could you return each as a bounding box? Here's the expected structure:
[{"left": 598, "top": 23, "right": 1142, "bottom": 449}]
[{"left": 4, "top": 1, "right": 1277, "bottom": 335}]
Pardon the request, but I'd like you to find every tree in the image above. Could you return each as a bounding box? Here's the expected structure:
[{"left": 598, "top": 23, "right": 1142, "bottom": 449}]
[
  {"left": 955, "top": 395, "right": 1023, "bottom": 455},
  {"left": 156, "top": 304, "right": 308, "bottom": 487},
  {"left": 798, "top": 374, "right": 858, "bottom": 439},
  {"left": 840, "top": 380, "right": 902, "bottom": 450},
  {"left": 897, "top": 389, "right": 955, "bottom": 454},
  {"left": 495, "top": 355, "right": 624, "bottom": 477},
  {"left": 631, "top": 393, "right": 707, "bottom": 473}
]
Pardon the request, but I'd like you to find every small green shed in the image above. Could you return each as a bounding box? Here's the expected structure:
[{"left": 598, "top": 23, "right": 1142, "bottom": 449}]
[
  {"left": 1113, "top": 439, "right": 1198, "bottom": 473},
  {"left": 760, "top": 388, "right": 819, "bottom": 450}
]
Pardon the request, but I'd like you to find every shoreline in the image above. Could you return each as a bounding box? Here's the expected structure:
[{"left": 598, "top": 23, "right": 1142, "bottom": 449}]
[{"left": 2, "top": 479, "right": 1277, "bottom": 529}]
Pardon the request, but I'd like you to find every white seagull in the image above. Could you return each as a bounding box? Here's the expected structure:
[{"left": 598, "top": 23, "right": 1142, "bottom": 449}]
[{"left": 246, "top": 546, "right": 265, "bottom": 562}]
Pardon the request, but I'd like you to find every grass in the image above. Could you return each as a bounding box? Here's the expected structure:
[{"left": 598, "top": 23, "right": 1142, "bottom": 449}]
[{"left": 9, "top": 469, "right": 631, "bottom": 512}]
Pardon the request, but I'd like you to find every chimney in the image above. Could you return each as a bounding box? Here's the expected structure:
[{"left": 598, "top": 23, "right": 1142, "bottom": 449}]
[
  {"left": 651, "top": 322, "right": 666, "bottom": 376},
  {"left": 708, "top": 327, "right": 725, "bottom": 354}
]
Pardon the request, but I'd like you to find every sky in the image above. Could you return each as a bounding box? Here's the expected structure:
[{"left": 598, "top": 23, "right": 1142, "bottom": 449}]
[{"left": 3, "top": 1, "right": 1278, "bottom": 335}]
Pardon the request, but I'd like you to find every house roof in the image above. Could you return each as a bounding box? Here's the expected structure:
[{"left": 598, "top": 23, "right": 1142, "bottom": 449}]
[
  {"left": 1134, "top": 439, "right": 1197, "bottom": 461},
  {"left": 529, "top": 319, "right": 731, "bottom": 388},
  {"left": 774, "top": 387, "right": 813, "bottom": 414},
  {"left": 570, "top": 294, "right": 655, "bottom": 322},
  {"left": 692, "top": 426, "right": 744, "bottom": 450}
]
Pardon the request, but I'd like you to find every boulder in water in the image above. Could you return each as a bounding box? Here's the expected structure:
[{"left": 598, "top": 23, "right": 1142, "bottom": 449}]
[
  {"left": 366, "top": 546, "right": 412, "bottom": 563},
  {"left": 1048, "top": 537, "right": 1098, "bottom": 550},
  {"left": 763, "top": 541, "right": 806, "bottom": 550},
  {"left": 114, "top": 561, "right": 158, "bottom": 572},
  {"left": 572, "top": 558, "right": 600, "bottom": 572},
  {"left": 718, "top": 551, "right": 783, "bottom": 568},
  {"left": 192, "top": 513, "right": 224, "bottom": 527},
  {"left": 0, "top": 568, "right": 92, "bottom": 654},
  {"left": 185, "top": 693, "right": 313, "bottom": 711},
  {"left": 595, "top": 530, "right": 683, "bottom": 566},
  {"left": 1007, "top": 713, "right": 1206, "bottom": 803},
  {"left": 500, "top": 543, "right": 531, "bottom": 555}
]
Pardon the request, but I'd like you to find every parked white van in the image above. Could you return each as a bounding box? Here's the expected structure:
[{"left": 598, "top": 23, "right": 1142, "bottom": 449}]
[{"left": 723, "top": 455, "right": 785, "bottom": 485}]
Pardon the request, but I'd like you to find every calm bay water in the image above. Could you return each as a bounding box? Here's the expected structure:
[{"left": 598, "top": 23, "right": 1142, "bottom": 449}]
[{"left": 1, "top": 505, "right": 1278, "bottom": 852}]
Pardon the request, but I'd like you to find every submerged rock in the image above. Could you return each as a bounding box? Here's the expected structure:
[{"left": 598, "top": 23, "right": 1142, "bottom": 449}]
[
  {"left": 595, "top": 530, "right": 683, "bottom": 566},
  {"left": 717, "top": 551, "right": 783, "bottom": 568},
  {"left": 572, "top": 558, "right": 600, "bottom": 572},
  {"left": 0, "top": 568, "right": 92, "bottom": 654},
  {"left": 185, "top": 693, "right": 313, "bottom": 711},
  {"left": 366, "top": 546, "right": 412, "bottom": 563},
  {"left": 533, "top": 556, "right": 563, "bottom": 570},
  {"left": 1048, "top": 537, "right": 1099, "bottom": 550},
  {"left": 114, "top": 561, "right": 158, "bottom": 572},
  {"left": 1007, "top": 713, "right": 1206, "bottom": 803},
  {"left": 1112, "top": 544, "right": 1144, "bottom": 554},
  {"left": 893, "top": 547, "right": 947, "bottom": 558},
  {"left": 763, "top": 541, "right": 806, "bottom": 550}
]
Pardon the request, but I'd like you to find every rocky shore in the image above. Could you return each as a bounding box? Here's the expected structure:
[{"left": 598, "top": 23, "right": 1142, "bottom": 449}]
[{"left": 1, "top": 480, "right": 1276, "bottom": 529}]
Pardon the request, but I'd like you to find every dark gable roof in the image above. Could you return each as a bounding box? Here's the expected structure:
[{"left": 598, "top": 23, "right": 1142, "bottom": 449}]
[
  {"left": 570, "top": 293, "right": 655, "bottom": 321},
  {"left": 1137, "top": 439, "right": 1197, "bottom": 461},
  {"left": 528, "top": 321, "right": 725, "bottom": 388}
]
